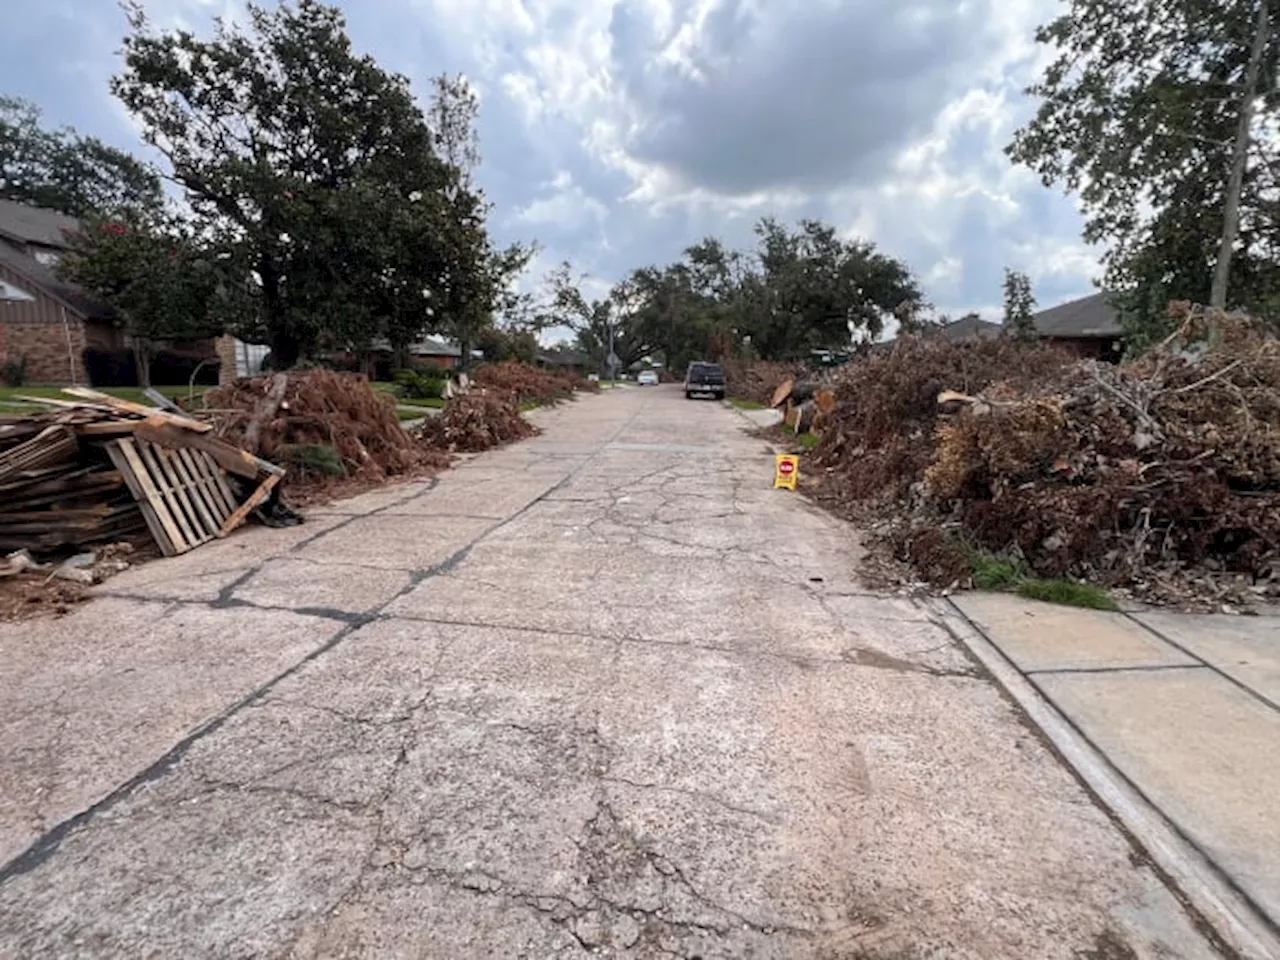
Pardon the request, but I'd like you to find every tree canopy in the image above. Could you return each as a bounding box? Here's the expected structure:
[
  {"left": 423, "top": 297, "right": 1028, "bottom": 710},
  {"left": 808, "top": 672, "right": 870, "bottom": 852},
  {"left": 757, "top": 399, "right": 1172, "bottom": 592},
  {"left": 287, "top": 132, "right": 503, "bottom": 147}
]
[
  {"left": 58, "top": 213, "right": 243, "bottom": 385},
  {"left": 549, "top": 218, "right": 922, "bottom": 374},
  {"left": 1002, "top": 269, "right": 1036, "bottom": 340},
  {"left": 112, "top": 0, "right": 501, "bottom": 366},
  {"left": 0, "top": 97, "right": 162, "bottom": 218},
  {"left": 1008, "top": 0, "right": 1280, "bottom": 344}
]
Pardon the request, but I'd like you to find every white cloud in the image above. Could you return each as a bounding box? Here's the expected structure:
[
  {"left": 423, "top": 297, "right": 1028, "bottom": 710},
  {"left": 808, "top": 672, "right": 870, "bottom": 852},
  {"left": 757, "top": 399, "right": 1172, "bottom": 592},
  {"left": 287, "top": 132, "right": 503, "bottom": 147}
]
[
  {"left": 2, "top": 0, "right": 1103, "bottom": 320},
  {"left": 513, "top": 172, "right": 610, "bottom": 231}
]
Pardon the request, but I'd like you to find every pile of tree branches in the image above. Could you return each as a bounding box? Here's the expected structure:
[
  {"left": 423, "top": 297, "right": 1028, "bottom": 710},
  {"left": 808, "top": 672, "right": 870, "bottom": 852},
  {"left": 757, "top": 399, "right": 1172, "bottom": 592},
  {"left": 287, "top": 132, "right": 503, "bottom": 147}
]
[
  {"left": 720, "top": 360, "right": 807, "bottom": 406},
  {"left": 814, "top": 306, "right": 1280, "bottom": 606},
  {"left": 414, "top": 392, "right": 537, "bottom": 453},
  {"left": 206, "top": 370, "right": 448, "bottom": 501},
  {"left": 471, "top": 362, "right": 597, "bottom": 407}
]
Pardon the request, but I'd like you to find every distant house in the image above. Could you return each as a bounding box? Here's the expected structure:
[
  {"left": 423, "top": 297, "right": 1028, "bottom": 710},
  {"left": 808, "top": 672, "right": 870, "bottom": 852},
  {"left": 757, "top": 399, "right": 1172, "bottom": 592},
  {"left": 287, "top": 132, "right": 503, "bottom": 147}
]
[
  {"left": 406, "top": 336, "right": 463, "bottom": 370},
  {"left": 537, "top": 348, "right": 589, "bottom": 376},
  {"left": 0, "top": 199, "right": 122, "bottom": 384},
  {"left": 873, "top": 314, "right": 1003, "bottom": 352},
  {"left": 928, "top": 315, "right": 1003, "bottom": 343},
  {"left": 1029, "top": 291, "right": 1125, "bottom": 361}
]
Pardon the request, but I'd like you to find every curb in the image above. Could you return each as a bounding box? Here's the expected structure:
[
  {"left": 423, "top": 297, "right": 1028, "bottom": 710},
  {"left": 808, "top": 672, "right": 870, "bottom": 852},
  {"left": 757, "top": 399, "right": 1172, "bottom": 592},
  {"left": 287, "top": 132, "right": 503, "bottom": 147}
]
[{"left": 927, "top": 597, "right": 1280, "bottom": 960}]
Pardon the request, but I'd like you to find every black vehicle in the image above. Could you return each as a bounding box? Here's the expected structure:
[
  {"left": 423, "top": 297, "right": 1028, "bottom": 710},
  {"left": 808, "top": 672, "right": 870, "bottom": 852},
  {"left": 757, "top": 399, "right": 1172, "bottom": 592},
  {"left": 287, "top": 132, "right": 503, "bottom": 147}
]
[{"left": 684, "top": 361, "right": 725, "bottom": 400}]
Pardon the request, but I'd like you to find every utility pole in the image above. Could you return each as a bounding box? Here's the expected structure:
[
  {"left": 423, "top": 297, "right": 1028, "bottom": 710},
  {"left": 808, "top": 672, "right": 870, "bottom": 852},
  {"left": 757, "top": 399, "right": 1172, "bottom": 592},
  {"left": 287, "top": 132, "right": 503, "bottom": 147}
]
[{"left": 1211, "top": 0, "right": 1270, "bottom": 311}]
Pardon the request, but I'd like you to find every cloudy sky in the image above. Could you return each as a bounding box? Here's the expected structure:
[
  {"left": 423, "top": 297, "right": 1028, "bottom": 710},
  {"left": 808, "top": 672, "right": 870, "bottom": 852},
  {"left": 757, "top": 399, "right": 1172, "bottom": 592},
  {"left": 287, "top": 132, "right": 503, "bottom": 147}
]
[{"left": 2, "top": 0, "right": 1102, "bottom": 327}]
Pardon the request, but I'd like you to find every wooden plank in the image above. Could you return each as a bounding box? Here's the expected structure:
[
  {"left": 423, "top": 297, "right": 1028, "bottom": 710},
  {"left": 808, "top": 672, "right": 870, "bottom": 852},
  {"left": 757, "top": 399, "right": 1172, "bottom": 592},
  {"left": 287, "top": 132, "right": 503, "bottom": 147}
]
[
  {"left": 183, "top": 449, "right": 237, "bottom": 515},
  {"left": 16, "top": 395, "right": 119, "bottom": 413},
  {"left": 201, "top": 452, "right": 241, "bottom": 513},
  {"left": 218, "top": 473, "right": 280, "bottom": 536},
  {"left": 135, "top": 441, "right": 202, "bottom": 549},
  {"left": 107, "top": 439, "right": 182, "bottom": 555},
  {"left": 133, "top": 421, "right": 283, "bottom": 479},
  {"left": 62, "top": 388, "right": 212, "bottom": 433},
  {"left": 0, "top": 426, "right": 78, "bottom": 482},
  {"left": 164, "top": 447, "right": 217, "bottom": 525},
  {"left": 160, "top": 446, "right": 221, "bottom": 534},
  {"left": 76, "top": 420, "right": 141, "bottom": 437},
  {"left": 148, "top": 442, "right": 212, "bottom": 541}
]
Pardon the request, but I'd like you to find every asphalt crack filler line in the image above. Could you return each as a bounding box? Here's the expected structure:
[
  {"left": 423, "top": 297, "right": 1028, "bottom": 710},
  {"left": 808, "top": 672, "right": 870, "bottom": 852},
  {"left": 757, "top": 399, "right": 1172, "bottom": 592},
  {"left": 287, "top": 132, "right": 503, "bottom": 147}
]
[{"left": 0, "top": 404, "right": 647, "bottom": 885}]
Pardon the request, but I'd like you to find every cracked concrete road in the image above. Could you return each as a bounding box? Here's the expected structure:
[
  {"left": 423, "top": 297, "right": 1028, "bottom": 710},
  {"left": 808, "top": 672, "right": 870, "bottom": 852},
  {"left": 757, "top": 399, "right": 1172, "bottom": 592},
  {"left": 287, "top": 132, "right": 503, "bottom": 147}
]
[{"left": 0, "top": 386, "right": 1224, "bottom": 959}]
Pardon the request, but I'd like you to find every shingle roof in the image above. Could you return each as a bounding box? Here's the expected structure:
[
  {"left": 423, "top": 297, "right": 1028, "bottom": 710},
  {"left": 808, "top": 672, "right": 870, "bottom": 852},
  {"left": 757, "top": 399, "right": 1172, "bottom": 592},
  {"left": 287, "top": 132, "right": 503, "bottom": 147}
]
[
  {"left": 538, "top": 349, "right": 588, "bottom": 366},
  {"left": 0, "top": 199, "right": 80, "bottom": 249},
  {"left": 1031, "top": 292, "right": 1123, "bottom": 338},
  {"left": 408, "top": 336, "right": 461, "bottom": 357},
  {"left": 0, "top": 238, "right": 114, "bottom": 320},
  {"left": 930, "top": 315, "right": 1003, "bottom": 342}
]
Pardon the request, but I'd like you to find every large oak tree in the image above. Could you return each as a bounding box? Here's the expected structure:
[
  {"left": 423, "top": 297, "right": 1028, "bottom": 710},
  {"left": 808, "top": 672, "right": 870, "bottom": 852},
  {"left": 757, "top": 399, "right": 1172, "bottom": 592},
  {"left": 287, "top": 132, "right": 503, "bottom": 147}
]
[{"left": 112, "top": 0, "right": 482, "bottom": 366}]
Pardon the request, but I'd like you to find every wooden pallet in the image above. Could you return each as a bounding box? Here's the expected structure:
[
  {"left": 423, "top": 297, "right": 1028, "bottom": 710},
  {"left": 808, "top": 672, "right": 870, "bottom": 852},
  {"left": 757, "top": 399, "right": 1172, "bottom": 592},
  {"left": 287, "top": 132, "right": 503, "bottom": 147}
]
[{"left": 105, "top": 437, "right": 274, "bottom": 556}]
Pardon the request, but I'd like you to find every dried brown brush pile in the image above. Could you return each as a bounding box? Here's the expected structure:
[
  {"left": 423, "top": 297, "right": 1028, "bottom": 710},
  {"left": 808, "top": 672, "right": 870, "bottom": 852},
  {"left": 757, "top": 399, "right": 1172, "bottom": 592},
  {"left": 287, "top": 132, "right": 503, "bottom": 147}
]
[
  {"left": 918, "top": 308, "right": 1280, "bottom": 601},
  {"left": 812, "top": 306, "right": 1280, "bottom": 605},
  {"left": 721, "top": 360, "right": 807, "bottom": 405},
  {"left": 472, "top": 361, "right": 597, "bottom": 406},
  {"left": 414, "top": 391, "right": 538, "bottom": 453},
  {"left": 206, "top": 370, "right": 449, "bottom": 498},
  {"left": 812, "top": 337, "right": 1071, "bottom": 502}
]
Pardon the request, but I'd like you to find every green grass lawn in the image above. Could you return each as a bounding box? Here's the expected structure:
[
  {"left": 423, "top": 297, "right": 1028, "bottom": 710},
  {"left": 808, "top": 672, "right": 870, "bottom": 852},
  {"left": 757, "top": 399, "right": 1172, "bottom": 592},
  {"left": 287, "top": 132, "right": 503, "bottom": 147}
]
[{"left": 728, "top": 397, "right": 768, "bottom": 410}]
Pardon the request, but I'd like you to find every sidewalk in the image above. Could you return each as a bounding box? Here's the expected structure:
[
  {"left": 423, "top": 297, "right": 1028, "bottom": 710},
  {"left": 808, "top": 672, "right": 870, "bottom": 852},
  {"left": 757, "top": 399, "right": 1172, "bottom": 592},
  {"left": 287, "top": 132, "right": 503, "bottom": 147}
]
[{"left": 940, "top": 593, "right": 1280, "bottom": 958}]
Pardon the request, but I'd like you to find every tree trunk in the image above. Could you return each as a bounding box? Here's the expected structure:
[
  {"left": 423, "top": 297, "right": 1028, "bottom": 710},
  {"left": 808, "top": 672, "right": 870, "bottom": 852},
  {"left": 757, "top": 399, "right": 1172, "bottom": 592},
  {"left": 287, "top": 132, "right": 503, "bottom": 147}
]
[
  {"left": 132, "top": 338, "right": 152, "bottom": 389},
  {"left": 260, "top": 258, "right": 301, "bottom": 368},
  {"left": 243, "top": 372, "right": 289, "bottom": 455},
  {"left": 1211, "top": 0, "right": 1269, "bottom": 310}
]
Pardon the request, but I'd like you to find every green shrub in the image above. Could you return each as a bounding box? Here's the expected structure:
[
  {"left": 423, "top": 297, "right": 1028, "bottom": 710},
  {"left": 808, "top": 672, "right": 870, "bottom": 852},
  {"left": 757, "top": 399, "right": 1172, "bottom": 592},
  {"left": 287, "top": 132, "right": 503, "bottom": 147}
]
[
  {"left": 278, "top": 443, "right": 346, "bottom": 477},
  {"left": 392, "top": 368, "right": 445, "bottom": 400},
  {"left": 1, "top": 356, "right": 28, "bottom": 387}
]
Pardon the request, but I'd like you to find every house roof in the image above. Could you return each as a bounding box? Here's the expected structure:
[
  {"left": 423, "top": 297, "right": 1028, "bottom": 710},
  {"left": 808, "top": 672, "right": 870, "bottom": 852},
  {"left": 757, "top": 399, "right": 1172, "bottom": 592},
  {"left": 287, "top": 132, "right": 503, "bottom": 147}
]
[
  {"left": 538, "top": 349, "right": 587, "bottom": 366},
  {"left": 408, "top": 336, "right": 461, "bottom": 357},
  {"left": 1031, "top": 291, "right": 1123, "bottom": 338},
  {"left": 0, "top": 199, "right": 80, "bottom": 249},
  {"left": 929, "top": 315, "right": 1003, "bottom": 342},
  {"left": 0, "top": 238, "right": 114, "bottom": 321}
]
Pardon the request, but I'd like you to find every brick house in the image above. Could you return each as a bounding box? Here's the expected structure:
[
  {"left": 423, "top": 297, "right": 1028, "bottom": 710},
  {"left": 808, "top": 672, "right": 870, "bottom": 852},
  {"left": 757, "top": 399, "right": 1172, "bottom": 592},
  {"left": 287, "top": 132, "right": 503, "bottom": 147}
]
[{"left": 0, "top": 199, "right": 122, "bottom": 384}]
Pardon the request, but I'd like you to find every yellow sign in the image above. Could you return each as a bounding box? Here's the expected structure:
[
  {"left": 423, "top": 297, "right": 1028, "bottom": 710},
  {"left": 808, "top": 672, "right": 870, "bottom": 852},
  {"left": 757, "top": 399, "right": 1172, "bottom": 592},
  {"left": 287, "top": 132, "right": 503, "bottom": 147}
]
[{"left": 774, "top": 453, "right": 799, "bottom": 490}]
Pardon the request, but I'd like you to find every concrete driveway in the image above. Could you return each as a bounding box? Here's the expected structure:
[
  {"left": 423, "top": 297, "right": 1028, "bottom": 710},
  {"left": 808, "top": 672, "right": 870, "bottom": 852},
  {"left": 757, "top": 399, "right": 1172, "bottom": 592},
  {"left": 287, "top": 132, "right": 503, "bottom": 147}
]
[{"left": 0, "top": 386, "right": 1224, "bottom": 958}]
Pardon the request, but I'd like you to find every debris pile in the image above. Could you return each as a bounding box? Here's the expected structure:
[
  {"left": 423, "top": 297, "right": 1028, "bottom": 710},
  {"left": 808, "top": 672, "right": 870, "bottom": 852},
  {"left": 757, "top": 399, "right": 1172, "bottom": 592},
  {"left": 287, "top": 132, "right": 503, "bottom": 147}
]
[
  {"left": 811, "top": 306, "right": 1280, "bottom": 606},
  {"left": 722, "top": 360, "right": 806, "bottom": 406},
  {"left": 1, "top": 391, "right": 282, "bottom": 557},
  {"left": 1, "top": 389, "right": 287, "bottom": 618},
  {"left": 414, "top": 391, "right": 538, "bottom": 452},
  {"left": 813, "top": 336, "right": 1068, "bottom": 502},
  {"left": 1, "top": 412, "right": 149, "bottom": 554},
  {"left": 472, "top": 361, "right": 598, "bottom": 406},
  {"left": 205, "top": 370, "right": 449, "bottom": 499}
]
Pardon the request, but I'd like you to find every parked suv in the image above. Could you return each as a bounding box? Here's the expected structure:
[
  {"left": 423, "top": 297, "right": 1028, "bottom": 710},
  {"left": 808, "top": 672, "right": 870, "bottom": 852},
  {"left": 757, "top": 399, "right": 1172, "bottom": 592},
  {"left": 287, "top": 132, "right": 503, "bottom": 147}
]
[{"left": 684, "top": 361, "right": 726, "bottom": 400}]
